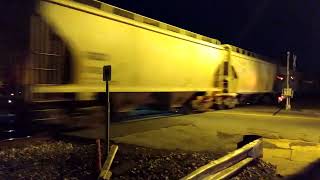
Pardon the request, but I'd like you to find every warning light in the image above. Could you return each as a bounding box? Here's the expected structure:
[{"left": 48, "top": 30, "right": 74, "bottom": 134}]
[
  {"left": 276, "top": 76, "right": 284, "bottom": 81},
  {"left": 278, "top": 95, "right": 285, "bottom": 103}
]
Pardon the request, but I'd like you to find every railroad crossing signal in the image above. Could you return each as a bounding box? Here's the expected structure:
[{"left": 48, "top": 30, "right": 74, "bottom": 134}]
[
  {"left": 282, "top": 88, "right": 293, "bottom": 97},
  {"left": 285, "top": 52, "right": 293, "bottom": 110},
  {"left": 103, "top": 65, "right": 112, "bottom": 81}
]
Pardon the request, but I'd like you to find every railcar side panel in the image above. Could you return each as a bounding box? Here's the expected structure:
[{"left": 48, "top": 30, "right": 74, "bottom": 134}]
[
  {"left": 230, "top": 53, "right": 277, "bottom": 94},
  {"left": 37, "top": 0, "right": 225, "bottom": 100}
]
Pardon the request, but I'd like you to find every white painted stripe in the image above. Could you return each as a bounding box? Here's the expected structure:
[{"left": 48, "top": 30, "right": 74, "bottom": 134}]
[{"left": 211, "top": 111, "right": 320, "bottom": 120}]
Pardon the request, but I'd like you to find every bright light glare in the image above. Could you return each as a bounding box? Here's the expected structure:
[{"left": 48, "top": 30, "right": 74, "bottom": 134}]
[{"left": 276, "top": 76, "right": 284, "bottom": 81}]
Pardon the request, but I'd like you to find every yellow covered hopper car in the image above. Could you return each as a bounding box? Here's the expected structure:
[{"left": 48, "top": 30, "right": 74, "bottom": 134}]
[{"left": 1, "top": 0, "right": 278, "bottom": 120}]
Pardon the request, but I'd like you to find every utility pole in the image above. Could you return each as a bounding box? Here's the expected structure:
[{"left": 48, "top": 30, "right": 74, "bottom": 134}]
[{"left": 285, "top": 51, "right": 291, "bottom": 110}]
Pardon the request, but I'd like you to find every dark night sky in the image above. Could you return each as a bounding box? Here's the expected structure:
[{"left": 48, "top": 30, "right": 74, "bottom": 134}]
[{"left": 103, "top": 0, "right": 320, "bottom": 73}]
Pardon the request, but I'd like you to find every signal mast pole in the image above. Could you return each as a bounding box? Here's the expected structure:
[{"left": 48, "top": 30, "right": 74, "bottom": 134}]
[
  {"left": 103, "top": 65, "right": 111, "bottom": 154},
  {"left": 286, "top": 51, "right": 291, "bottom": 110}
]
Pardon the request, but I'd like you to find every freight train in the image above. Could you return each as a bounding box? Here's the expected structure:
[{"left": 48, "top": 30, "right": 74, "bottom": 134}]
[{"left": 0, "top": 0, "right": 299, "bottom": 122}]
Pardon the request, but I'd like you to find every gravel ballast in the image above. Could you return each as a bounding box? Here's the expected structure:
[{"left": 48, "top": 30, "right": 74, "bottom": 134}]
[{"left": 0, "top": 138, "right": 278, "bottom": 179}]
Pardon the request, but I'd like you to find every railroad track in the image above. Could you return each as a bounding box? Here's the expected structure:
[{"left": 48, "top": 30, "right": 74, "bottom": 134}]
[
  {"left": 0, "top": 135, "right": 52, "bottom": 149},
  {"left": 0, "top": 135, "right": 32, "bottom": 143},
  {"left": 1, "top": 108, "right": 266, "bottom": 179},
  {"left": 182, "top": 138, "right": 263, "bottom": 180},
  {"left": 32, "top": 107, "right": 183, "bottom": 126},
  {"left": 0, "top": 108, "right": 180, "bottom": 144}
]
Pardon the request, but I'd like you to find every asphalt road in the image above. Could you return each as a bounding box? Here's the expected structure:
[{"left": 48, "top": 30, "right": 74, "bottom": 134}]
[
  {"left": 61, "top": 105, "right": 320, "bottom": 176},
  {"left": 64, "top": 105, "right": 320, "bottom": 150}
]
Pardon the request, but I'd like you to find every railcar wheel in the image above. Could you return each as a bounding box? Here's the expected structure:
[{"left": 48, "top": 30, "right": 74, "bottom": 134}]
[
  {"left": 191, "top": 96, "right": 213, "bottom": 112},
  {"left": 215, "top": 97, "right": 225, "bottom": 110},
  {"left": 178, "top": 104, "right": 193, "bottom": 115},
  {"left": 224, "top": 97, "right": 237, "bottom": 109},
  {"left": 216, "top": 103, "right": 226, "bottom": 110}
]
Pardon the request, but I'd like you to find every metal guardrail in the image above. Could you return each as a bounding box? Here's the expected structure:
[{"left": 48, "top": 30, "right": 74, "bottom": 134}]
[{"left": 181, "top": 138, "right": 263, "bottom": 180}]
